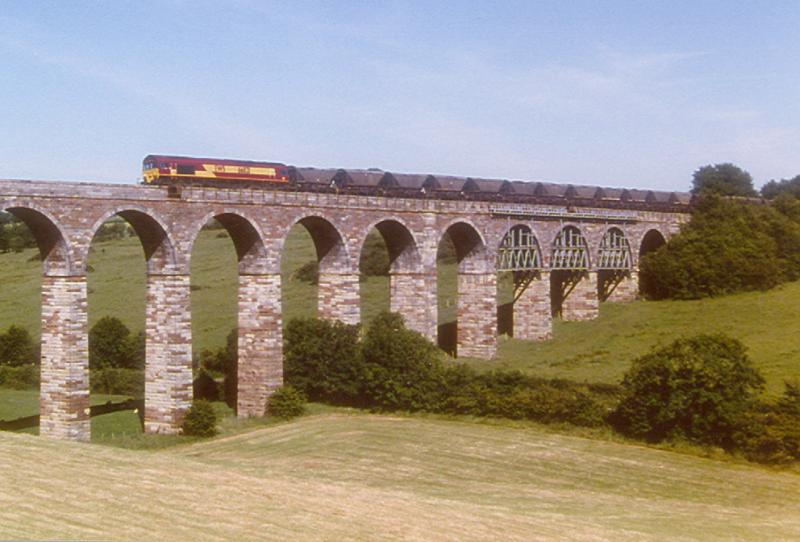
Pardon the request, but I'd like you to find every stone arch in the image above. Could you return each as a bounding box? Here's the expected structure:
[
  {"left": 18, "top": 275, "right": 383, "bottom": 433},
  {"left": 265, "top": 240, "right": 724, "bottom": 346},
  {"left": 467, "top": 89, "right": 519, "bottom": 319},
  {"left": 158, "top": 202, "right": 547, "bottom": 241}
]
[
  {"left": 87, "top": 207, "right": 177, "bottom": 274},
  {"left": 188, "top": 210, "right": 268, "bottom": 274},
  {"left": 639, "top": 228, "right": 667, "bottom": 258},
  {"left": 440, "top": 219, "right": 490, "bottom": 273},
  {"left": 187, "top": 210, "right": 277, "bottom": 419},
  {"left": 284, "top": 215, "right": 351, "bottom": 273},
  {"left": 1, "top": 203, "right": 84, "bottom": 440},
  {"left": 359, "top": 217, "right": 422, "bottom": 274},
  {"left": 437, "top": 220, "right": 495, "bottom": 358},
  {"left": 495, "top": 223, "right": 549, "bottom": 341},
  {"left": 357, "top": 217, "right": 426, "bottom": 334},
  {"left": 550, "top": 224, "right": 591, "bottom": 270},
  {"left": 283, "top": 214, "right": 356, "bottom": 325},
  {"left": 2, "top": 204, "right": 72, "bottom": 276}
]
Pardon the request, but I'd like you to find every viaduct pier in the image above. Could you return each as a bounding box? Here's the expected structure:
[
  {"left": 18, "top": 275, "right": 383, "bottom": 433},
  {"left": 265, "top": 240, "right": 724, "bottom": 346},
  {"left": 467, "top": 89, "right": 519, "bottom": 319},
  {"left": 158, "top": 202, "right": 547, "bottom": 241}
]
[{"left": 0, "top": 169, "right": 689, "bottom": 441}]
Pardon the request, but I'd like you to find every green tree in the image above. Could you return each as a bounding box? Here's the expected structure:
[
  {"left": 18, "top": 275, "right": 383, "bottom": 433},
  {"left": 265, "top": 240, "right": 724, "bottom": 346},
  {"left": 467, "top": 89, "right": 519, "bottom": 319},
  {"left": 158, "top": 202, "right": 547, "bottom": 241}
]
[
  {"left": 360, "top": 312, "right": 445, "bottom": 411},
  {"left": 284, "top": 317, "right": 362, "bottom": 404},
  {"left": 0, "top": 325, "right": 37, "bottom": 366},
  {"left": 761, "top": 174, "right": 800, "bottom": 199},
  {"left": 639, "top": 194, "right": 800, "bottom": 299},
  {"left": 89, "top": 316, "right": 137, "bottom": 370},
  {"left": 691, "top": 163, "right": 756, "bottom": 197},
  {"left": 610, "top": 334, "right": 764, "bottom": 449}
]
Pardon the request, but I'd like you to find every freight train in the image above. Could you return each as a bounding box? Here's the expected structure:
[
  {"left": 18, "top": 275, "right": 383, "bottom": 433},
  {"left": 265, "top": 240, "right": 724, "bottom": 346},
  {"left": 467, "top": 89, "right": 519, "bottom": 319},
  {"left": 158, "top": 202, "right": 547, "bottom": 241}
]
[{"left": 141, "top": 154, "right": 691, "bottom": 211}]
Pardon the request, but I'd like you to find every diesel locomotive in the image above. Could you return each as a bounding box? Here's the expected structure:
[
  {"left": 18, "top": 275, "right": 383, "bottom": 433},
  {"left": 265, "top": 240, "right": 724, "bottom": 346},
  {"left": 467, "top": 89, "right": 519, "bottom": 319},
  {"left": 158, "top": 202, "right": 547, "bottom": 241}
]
[{"left": 142, "top": 155, "right": 290, "bottom": 185}]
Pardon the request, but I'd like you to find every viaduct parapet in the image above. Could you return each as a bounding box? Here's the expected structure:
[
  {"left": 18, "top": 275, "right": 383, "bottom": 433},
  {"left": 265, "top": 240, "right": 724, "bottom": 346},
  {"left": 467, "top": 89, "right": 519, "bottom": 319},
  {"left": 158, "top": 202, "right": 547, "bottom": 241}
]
[{"left": 0, "top": 176, "right": 689, "bottom": 441}]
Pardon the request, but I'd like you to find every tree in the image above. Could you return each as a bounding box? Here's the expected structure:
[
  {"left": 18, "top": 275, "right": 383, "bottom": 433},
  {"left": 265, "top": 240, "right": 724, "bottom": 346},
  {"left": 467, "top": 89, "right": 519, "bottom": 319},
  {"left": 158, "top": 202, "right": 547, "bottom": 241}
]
[
  {"left": 691, "top": 163, "right": 756, "bottom": 197},
  {"left": 761, "top": 174, "right": 800, "bottom": 199},
  {"left": 609, "top": 334, "right": 764, "bottom": 449},
  {"left": 284, "top": 317, "right": 363, "bottom": 404},
  {"left": 89, "top": 316, "right": 137, "bottom": 370},
  {"left": 639, "top": 194, "right": 800, "bottom": 299},
  {"left": 360, "top": 312, "right": 445, "bottom": 411},
  {"left": 0, "top": 325, "right": 37, "bottom": 366}
]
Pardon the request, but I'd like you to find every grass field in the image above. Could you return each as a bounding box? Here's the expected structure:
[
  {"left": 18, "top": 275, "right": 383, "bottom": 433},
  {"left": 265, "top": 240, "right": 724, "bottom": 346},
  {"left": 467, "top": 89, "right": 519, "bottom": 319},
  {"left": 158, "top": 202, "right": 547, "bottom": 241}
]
[
  {"left": 1, "top": 232, "right": 799, "bottom": 394},
  {"left": 0, "top": 410, "right": 798, "bottom": 541}
]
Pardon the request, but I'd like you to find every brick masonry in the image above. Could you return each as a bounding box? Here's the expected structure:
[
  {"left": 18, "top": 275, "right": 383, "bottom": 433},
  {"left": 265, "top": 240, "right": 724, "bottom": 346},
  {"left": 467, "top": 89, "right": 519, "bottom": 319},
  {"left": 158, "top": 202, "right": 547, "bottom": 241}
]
[
  {"left": 144, "top": 274, "right": 193, "bottom": 434},
  {"left": 513, "top": 271, "right": 553, "bottom": 341},
  {"left": 390, "top": 272, "right": 437, "bottom": 341},
  {"left": 0, "top": 179, "right": 688, "bottom": 441},
  {"left": 457, "top": 272, "right": 498, "bottom": 358},
  {"left": 237, "top": 273, "right": 283, "bottom": 417},
  {"left": 561, "top": 272, "right": 600, "bottom": 322},
  {"left": 39, "top": 275, "right": 90, "bottom": 441},
  {"left": 318, "top": 272, "right": 361, "bottom": 325},
  {"left": 603, "top": 271, "right": 639, "bottom": 303}
]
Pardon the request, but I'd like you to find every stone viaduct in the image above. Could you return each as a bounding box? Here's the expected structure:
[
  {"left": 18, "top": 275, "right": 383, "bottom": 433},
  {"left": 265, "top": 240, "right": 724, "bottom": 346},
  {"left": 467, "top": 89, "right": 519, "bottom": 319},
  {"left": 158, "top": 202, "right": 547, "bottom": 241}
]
[{"left": 0, "top": 171, "right": 690, "bottom": 442}]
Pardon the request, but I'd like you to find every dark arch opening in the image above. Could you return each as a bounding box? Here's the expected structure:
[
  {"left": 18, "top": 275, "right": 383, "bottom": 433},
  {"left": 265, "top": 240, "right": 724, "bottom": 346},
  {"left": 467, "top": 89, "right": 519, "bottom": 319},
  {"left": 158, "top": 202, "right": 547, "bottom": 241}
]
[
  {"left": 437, "top": 222, "right": 485, "bottom": 356},
  {"left": 85, "top": 214, "right": 148, "bottom": 439},
  {"left": 281, "top": 216, "right": 349, "bottom": 324},
  {"left": 0, "top": 208, "right": 70, "bottom": 435},
  {"left": 359, "top": 220, "right": 419, "bottom": 328},
  {"left": 189, "top": 216, "right": 242, "bottom": 414},
  {"left": 639, "top": 229, "right": 666, "bottom": 257}
]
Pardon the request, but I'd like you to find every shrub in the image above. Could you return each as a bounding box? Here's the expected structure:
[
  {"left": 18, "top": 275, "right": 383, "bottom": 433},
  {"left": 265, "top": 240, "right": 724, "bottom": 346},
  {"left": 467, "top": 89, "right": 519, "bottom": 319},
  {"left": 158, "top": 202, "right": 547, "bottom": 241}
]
[
  {"left": 193, "top": 368, "right": 220, "bottom": 402},
  {"left": 0, "top": 325, "right": 38, "bottom": 367},
  {"left": 360, "top": 312, "right": 446, "bottom": 411},
  {"left": 733, "top": 382, "right": 800, "bottom": 464},
  {"left": 284, "top": 317, "right": 362, "bottom": 404},
  {"left": 609, "top": 334, "right": 764, "bottom": 448},
  {"left": 89, "top": 317, "right": 143, "bottom": 370},
  {"left": 266, "top": 385, "right": 307, "bottom": 419},
  {"left": 639, "top": 195, "right": 800, "bottom": 299},
  {"left": 181, "top": 399, "right": 218, "bottom": 437},
  {"left": 90, "top": 368, "right": 143, "bottom": 396},
  {"left": 0, "top": 364, "right": 39, "bottom": 389}
]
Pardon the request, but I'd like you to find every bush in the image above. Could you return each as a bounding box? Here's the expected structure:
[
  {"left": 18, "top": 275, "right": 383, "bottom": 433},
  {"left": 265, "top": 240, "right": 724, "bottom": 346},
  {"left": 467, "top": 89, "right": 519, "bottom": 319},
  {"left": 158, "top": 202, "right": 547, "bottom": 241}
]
[
  {"left": 360, "top": 312, "right": 446, "bottom": 411},
  {"left": 440, "top": 368, "right": 609, "bottom": 427},
  {"left": 609, "top": 334, "right": 764, "bottom": 449},
  {"left": 0, "top": 325, "right": 38, "bottom": 367},
  {"left": 284, "top": 317, "right": 362, "bottom": 404},
  {"left": 639, "top": 195, "right": 800, "bottom": 299},
  {"left": 0, "top": 364, "right": 39, "bottom": 389},
  {"left": 733, "top": 382, "right": 800, "bottom": 464},
  {"left": 266, "top": 385, "right": 307, "bottom": 419},
  {"left": 89, "top": 317, "right": 143, "bottom": 370},
  {"left": 181, "top": 399, "right": 218, "bottom": 437},
  {"left": 193, "top": 368, "right": 220, "bottom": 402},
  {"left": 90, "top": 368, "right": 143, "bottom": 396}
]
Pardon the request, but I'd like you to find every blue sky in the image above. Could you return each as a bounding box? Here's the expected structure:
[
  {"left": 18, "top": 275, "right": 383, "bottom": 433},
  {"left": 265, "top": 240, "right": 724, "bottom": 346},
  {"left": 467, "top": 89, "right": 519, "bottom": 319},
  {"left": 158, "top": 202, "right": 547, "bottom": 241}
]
[{"left": 1, "top": 1, "right": 798, "bottom": 191}]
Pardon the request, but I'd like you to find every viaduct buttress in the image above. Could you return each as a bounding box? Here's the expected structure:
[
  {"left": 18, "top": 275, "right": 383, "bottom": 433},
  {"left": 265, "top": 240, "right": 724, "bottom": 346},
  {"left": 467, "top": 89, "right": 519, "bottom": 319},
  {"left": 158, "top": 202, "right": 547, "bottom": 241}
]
[{"left": 0, "top": 172, "right": 689, "bottom": 442}]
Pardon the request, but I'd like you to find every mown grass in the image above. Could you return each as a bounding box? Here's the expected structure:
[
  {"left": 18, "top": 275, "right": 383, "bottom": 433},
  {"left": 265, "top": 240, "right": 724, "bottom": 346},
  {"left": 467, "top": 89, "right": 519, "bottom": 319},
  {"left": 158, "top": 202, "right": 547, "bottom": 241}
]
[{"left": 1, "top": 411, "right": 799, "bottom": 541}]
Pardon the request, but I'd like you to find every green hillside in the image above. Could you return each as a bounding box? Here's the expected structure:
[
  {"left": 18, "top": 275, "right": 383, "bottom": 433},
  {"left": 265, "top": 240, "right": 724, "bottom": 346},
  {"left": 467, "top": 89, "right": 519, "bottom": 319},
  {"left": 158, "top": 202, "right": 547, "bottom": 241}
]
[
  {"left": 0, "top": 232, "right": 799, "bottom": 394},
  {"left": 1, "top": 411, "right": 798, "bottom": 541}
]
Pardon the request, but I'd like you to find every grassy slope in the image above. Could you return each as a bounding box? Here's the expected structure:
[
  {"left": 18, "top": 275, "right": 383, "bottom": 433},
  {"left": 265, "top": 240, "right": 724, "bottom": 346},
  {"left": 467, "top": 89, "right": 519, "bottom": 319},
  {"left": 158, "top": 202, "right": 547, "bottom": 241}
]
[
  {"left": 1, "top": 234, "right": 799, "bottom": 394},
  {"left": 1, "top": 412, "right": 798, "bottom": 541},
  {"left": 476, "top": 282, "right": 800, "bottom": 396}
]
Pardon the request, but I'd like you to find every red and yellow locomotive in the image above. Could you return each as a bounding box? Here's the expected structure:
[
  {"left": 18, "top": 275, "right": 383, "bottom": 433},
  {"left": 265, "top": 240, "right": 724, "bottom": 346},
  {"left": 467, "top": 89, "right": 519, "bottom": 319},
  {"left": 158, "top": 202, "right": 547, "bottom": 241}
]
[{"left": 142, "top": 155, "right": 290, "bottom": 185}]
